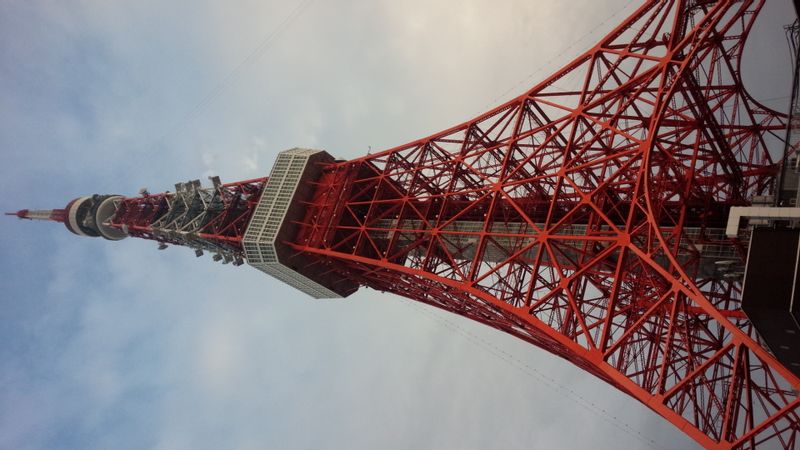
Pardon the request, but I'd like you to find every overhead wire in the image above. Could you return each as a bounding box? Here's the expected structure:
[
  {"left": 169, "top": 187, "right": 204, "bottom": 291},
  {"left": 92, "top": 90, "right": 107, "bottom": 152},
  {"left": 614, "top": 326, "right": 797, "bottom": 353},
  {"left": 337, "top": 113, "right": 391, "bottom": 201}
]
[
  {"left": 400, "top": 299, "right": 670, "bottom": 450},
  {"left": 115, "top": 0, "right": 316, "bottom": 251},
  {"left": 757, "top": 95, "right": 791, "bottom": 104},
  {"left": 122, "top": 0, "right": 316, "bottom": 193},
  {"left": 482, "top": 0, "right": 639, "bottom": 110},
  {"left": 151, "top": 0, "right": 316, "bottom": 151}
]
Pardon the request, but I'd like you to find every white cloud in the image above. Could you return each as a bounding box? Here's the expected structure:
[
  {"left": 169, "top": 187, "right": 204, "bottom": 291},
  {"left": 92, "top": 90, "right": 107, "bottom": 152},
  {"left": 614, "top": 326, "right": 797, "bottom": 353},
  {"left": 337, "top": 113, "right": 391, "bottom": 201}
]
[{"left": 1, "top": 0, "right": 795, "bottom": 449}]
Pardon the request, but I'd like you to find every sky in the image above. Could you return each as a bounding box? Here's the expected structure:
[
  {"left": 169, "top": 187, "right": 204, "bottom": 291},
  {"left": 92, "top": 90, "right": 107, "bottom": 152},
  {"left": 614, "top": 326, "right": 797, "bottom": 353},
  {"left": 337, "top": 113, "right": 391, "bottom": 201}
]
[{"left": 0, "top": 1, "right": 796, "bottom": 449}]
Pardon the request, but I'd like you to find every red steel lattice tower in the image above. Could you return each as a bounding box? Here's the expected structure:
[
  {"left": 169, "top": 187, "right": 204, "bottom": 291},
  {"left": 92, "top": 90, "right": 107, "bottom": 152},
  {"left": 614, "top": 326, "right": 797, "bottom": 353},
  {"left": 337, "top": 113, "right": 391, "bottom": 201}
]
[{"left": 9, "top": 1, "right": 800, "bottom": 448}]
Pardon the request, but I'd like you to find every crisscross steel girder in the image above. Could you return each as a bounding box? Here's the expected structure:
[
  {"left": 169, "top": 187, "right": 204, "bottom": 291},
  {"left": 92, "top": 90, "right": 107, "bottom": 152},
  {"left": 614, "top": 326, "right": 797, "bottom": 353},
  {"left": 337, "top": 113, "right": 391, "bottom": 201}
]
[
  {"left": 111, "top": 178, "right": 266, "bottom": 257},
  {"left": 292, "top": 1, "right": 799, "bottom": 448}
]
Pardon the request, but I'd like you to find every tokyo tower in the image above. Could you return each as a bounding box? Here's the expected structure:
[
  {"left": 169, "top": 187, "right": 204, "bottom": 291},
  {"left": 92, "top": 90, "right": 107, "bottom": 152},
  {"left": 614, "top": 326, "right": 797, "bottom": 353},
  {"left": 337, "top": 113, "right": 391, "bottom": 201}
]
[{"left": 8, "top": 1, "right": 800, "bottom": 448}]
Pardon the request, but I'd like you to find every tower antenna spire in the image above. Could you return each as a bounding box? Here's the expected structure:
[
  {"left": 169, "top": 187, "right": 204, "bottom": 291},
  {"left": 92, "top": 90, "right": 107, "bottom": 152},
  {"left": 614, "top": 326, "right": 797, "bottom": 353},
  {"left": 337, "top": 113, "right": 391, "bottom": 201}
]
[{"left": 5, "top": 208, "right": 66, "bottom": 222}]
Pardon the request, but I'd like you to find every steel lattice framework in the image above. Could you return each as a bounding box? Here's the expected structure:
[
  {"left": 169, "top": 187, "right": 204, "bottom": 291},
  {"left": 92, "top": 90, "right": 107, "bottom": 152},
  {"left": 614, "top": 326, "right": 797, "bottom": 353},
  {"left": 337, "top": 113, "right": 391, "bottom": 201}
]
[
  {"left": 10, "top": 0, "right": 800, "bottom": 448},
  {"left": 111, "top": 177, "right": 266, "bottom": 261},
  {"left": 287, "top": 1, "right": 799, "bottom": 448}
]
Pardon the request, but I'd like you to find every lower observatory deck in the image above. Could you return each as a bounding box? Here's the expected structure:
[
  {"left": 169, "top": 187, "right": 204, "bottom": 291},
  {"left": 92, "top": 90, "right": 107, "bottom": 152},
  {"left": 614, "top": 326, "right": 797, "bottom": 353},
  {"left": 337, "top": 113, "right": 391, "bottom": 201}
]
[{"left": 242, "top": 148, "right": 357, "bottom": 298}]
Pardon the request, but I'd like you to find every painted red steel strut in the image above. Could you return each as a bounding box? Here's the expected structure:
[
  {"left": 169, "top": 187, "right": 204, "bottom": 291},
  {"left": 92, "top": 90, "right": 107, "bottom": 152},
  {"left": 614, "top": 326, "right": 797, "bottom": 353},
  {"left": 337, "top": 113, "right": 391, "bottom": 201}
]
[
  {"left": 109, "top": 177, "right": 267, "bottom": 259},
  {"left": 7, "top": 0, "right": 799, "bottom": 448},
  {"left": 288, "top": 1, "right": 799, "bottom": 448},
  {"left": 6, "top": 177, "right": 268, "bottom": 258}
]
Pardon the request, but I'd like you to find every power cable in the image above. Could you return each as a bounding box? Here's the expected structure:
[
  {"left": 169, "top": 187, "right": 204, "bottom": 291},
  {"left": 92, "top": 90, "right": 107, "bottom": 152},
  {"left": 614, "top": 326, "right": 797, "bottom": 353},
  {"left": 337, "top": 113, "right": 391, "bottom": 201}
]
[
  {"left": 151, "top": 0, "right": 316, "bottom": 150},
  {"left": 483, "top": 0, "right": 638, "bottom": 110},
  {"left": 120, "top": 0, "right": 316, "bottom": 194},
  {"left": 756, "top": 94, "right": 791, "bottom": 104},
  {"left": 400, "top": 299, "right": 670, "bottom": 450}
]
